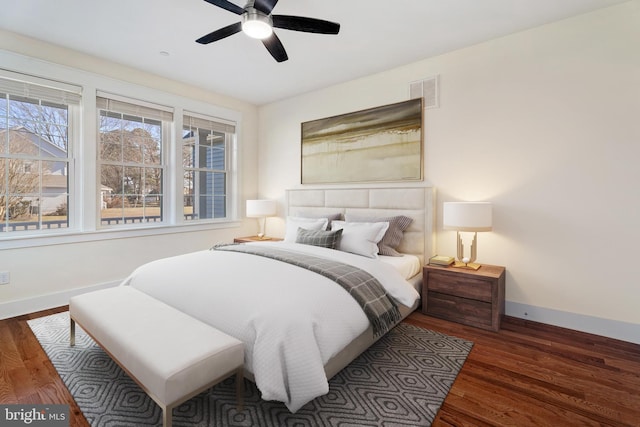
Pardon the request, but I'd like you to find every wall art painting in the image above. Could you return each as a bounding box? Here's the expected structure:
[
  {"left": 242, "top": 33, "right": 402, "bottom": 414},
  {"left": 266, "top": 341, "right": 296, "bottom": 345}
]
[{"left": 301, "top": 98, "right": 423, "bottom": 184}]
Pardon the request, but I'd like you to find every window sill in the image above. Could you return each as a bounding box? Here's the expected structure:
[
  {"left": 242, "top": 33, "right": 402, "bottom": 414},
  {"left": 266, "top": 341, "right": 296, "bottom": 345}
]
[{"left": 0, "top": 220, "right": 242, "bottom": 251}]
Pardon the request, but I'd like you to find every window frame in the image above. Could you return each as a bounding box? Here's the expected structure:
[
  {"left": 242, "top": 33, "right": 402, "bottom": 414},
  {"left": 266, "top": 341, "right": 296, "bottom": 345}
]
[
  {"left": 181, "top": 111, "right": 236, "bottom": 223},
  {"left": 0, "top": 59, "right": 243, "bottom": 250},
  {"left": 0, "top": 71, "right": 81, "bottom": 237},
  {"left": 96, "top": 94, "right": 172, "bottom": 230}
]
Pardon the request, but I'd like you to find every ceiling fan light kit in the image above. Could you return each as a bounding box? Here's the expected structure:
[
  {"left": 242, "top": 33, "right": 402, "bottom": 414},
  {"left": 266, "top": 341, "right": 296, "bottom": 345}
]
[
  {"left": 242, "top": 8, "right": 273, "bottom": 39},
  {"left": 197, "top": 0, "right": 340, "bottom": 62}
]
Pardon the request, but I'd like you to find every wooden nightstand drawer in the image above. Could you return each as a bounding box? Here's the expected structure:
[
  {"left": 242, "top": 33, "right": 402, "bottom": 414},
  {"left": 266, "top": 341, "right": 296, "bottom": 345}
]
[
  {"left": 423, "top": 264, "right": 506, "bottom": 331},
  {"left": 427, "top": 292, "right": 493, "bottom": 328},
  {"left": 427, "top": 271, "right": 492, "bottom": 302}
]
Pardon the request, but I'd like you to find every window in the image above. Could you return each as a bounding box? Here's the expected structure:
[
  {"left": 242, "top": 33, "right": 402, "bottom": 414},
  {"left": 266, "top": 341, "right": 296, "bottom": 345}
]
[
  {"left": 182, "top": 113, "right": 235, "bottom": 221},
  {"left": 0, "top": 66, "right": 240, "bottom": 246},
  {"left": 0, "top": 75, "right": 80, "bottom": 234},
  {"left": 97, "top": 95, "right": 172, "bottom": 228}
]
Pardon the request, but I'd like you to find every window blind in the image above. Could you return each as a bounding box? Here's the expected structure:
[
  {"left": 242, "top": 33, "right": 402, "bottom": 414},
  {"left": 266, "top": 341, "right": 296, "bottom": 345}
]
[
  {"left": 183, "top": 111, "right": 236, "bottom": 134},
  {"left": 0, "top": 74, "right": 82, "bottom": 105},
  {"left": 97, "top": 95, "right": 173, "bottom": 122}
]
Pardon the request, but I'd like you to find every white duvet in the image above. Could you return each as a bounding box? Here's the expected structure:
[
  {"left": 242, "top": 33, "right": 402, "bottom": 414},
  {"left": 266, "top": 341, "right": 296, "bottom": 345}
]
[{"left": 122, "top": 241, "right": 419, "bottom": 412}]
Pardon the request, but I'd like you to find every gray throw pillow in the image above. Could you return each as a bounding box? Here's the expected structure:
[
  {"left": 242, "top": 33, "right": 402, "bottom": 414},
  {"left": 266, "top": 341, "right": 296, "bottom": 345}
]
[{"left": 295, "top": 227, "right": 343, "bottom": 249}]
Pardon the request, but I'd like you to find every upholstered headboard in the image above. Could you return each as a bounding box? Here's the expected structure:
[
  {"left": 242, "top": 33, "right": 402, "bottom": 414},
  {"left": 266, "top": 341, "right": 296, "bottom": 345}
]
[{"left": 286, "top": 186, "right": 435, "bottom": 264}]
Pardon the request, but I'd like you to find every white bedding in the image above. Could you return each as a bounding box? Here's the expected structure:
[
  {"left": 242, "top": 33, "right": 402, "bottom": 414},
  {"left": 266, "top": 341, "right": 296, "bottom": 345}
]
[
  {"left": 122, "top": 241, "right": 419, "bottom": 412},
  {"left": 378, "top": 253, "right": 422, "bottom": 280}
]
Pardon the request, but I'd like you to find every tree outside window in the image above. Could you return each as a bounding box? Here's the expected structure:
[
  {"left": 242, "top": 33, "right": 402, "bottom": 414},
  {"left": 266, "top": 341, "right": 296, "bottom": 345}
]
[
  {"left": 97, "top": 96, "right": 168, "bottom": 228},
  {"left": 0, "top": 92, "right": 71, "bottom": 232}
]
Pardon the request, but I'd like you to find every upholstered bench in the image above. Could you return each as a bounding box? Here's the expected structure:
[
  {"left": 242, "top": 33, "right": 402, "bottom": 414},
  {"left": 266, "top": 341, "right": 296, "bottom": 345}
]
[{"left": 69, "top": 286, "right": 244, "bottom": 427}]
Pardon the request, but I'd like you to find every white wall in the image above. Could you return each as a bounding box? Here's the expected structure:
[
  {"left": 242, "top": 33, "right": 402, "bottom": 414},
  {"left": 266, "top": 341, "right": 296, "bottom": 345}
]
[
  {"left": 0, "top": 31, "right": 260, "bottom": 317},
  {"left": 258, "top": 2, "right": 640, "bottom": 343}
]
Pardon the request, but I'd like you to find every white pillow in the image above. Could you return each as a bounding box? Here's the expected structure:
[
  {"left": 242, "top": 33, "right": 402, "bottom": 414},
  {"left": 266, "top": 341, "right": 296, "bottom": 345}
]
[
  {"left": 284, "top": 216, "right": 329, "bottom": 242},
  {"left": 330, "top": 220, "right": 389, "bottom": 258}
]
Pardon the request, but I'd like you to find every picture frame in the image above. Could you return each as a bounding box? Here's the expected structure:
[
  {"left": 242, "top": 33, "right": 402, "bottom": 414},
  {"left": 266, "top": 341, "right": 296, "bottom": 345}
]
[{"left": 301, "top": 98, "right": 423, "bottom": 184}]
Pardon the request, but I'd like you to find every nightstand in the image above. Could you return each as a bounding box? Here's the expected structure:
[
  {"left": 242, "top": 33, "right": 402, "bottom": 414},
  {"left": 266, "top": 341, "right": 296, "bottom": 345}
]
[
  {"left": 422, "top": 264, "right": 505, "bottom": 331},
  {"left": 233, "top": 236, "right": 283, "bottom": 243}
]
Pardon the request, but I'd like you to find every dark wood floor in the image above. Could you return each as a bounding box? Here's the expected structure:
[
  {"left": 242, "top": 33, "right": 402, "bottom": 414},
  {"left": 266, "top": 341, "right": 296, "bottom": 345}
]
[{"left": 1, "top": 307, "right": 639, "bottom": 426}]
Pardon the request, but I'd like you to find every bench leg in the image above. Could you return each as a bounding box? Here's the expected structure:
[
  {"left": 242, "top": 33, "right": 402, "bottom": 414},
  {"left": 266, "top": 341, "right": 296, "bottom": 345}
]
[
  {"left": 162, "top": 405, "right": 172, "bottom": 427},
  {"left": 235, "top": 367, "right": 244, "bottom": 411},
  {"left": 70, "top": 318, "right": 75, "bottom": 347}
]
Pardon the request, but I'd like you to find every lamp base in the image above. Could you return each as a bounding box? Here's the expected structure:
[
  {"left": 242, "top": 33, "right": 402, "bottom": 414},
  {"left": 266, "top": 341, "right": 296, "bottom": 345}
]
[
  {"left": 452, "top": 261, "right": 482, "bottom": 270},
  {"left": 454, "top": 231, "right": 482, "bottom": 270}
]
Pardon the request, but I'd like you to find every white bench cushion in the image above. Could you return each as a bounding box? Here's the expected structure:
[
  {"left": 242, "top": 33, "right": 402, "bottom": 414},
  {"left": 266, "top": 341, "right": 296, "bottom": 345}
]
[{"left": 70, "top": 286, "right": 243, "bottom": 405}]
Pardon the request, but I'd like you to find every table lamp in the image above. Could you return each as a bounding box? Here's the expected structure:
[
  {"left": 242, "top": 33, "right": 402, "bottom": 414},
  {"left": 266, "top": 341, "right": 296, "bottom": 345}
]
[
  {"left": 443, "top": 202, "right": 492, "bottom": 270},
  {"left": 246, "top": 199, "right": 277, "bottom": 239}
]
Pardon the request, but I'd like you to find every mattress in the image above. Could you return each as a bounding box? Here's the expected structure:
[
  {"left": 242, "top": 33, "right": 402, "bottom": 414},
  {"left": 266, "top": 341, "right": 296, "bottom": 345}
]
[
  {"left": 379, "top": 253, "right": 422, "bottom": 282},
  {"left": 123, "top": 241, "right": 420, "bottom": 412}
]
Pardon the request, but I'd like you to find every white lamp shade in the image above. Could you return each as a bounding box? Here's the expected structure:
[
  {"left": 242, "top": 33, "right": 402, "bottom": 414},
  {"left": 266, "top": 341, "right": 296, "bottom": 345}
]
[
  {"left": 246, "top": 199, "right": 277, "bottom": 218},
  {"left": 443, "top": 202, "right": 492, "bottom": 232}
]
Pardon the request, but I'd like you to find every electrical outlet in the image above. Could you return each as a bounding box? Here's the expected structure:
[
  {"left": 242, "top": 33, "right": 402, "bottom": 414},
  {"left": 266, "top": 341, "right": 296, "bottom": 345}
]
[{"left": 0, "top": 271, "right": 9, "bottom": 285}]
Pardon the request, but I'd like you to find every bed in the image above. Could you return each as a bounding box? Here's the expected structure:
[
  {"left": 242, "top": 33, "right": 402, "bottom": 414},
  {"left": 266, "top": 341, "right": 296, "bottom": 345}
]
[{"left": 122, "top": 186, "right": 435, "bottom": 412}]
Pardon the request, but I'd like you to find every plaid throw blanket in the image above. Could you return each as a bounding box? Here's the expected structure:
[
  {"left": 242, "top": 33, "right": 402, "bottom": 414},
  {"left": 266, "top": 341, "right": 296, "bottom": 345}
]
[{"left": 213, "top": 244, "right": 401, "bottom": 337}]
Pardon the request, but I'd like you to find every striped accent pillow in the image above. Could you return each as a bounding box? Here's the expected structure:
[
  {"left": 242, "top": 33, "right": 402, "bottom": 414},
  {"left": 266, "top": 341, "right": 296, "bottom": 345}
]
[
  {"left": 295, "top": 227, "right": 343, "bottom": 249},
  {"left": 345, "top": 215, "right": 413, "bottom": 256}
]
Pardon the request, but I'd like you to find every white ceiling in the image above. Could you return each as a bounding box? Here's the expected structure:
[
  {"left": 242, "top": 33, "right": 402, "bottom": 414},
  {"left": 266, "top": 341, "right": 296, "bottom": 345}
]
[{"left": 0, "top": 0, "right": 628, "bottom": 105}]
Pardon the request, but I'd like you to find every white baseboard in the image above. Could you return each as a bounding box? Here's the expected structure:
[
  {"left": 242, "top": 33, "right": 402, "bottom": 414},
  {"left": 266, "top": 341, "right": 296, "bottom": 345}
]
[
  {"left": 4, "top": 288, "right": 638, "bottom": 345},
  {"left": 506, "top": 301, "right": 640, "bottom": 345},
  {"left": 0, "top": 281, "right": 120, "bottom": 320}
]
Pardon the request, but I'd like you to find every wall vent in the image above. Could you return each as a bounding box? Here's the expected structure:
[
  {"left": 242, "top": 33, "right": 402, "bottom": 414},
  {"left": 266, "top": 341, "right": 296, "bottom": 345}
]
[{"left": 409, "top": 75, "right": 439, "bottom": 109}]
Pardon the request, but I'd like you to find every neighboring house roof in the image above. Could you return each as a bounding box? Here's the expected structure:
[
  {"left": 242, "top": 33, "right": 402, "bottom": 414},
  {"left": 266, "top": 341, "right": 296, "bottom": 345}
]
[
  {"left": 2, "top": 127, "right": 68, "bottom": 194},
  {"left": 0, "top": 127, "right": 67, "bottom": 179},
  {"left": 0, "top": 126, "right": 67, "bottom": 158}
]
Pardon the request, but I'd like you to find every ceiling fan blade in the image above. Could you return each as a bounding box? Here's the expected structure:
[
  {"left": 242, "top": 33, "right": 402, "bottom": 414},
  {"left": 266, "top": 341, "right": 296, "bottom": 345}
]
[
  {"left": 202, "top": 0, "right": 244, "bottom": 15},
  {"left": 253, "top": 0, "right": 279, "bottom": 15},
  {"left": 196, "top": 22, "right": 242, "bottom": 44},
  {"left": 272, "top": 15, "right": 340, "bottom": 34},
  {"left": 262, "top": 33, "right": 288, "bottom": 62}
]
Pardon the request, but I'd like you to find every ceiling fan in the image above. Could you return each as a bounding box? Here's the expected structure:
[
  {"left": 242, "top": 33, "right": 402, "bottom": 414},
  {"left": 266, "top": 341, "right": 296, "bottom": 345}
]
[{"left": 196, "top": 0, "right": 340, "bottom": 62}]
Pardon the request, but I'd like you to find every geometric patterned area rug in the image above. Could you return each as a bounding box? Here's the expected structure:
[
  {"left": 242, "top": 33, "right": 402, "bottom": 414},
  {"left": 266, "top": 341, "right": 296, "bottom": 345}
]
[{"left": 28, "top": 312, "right": 473, "bottom": 427}]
